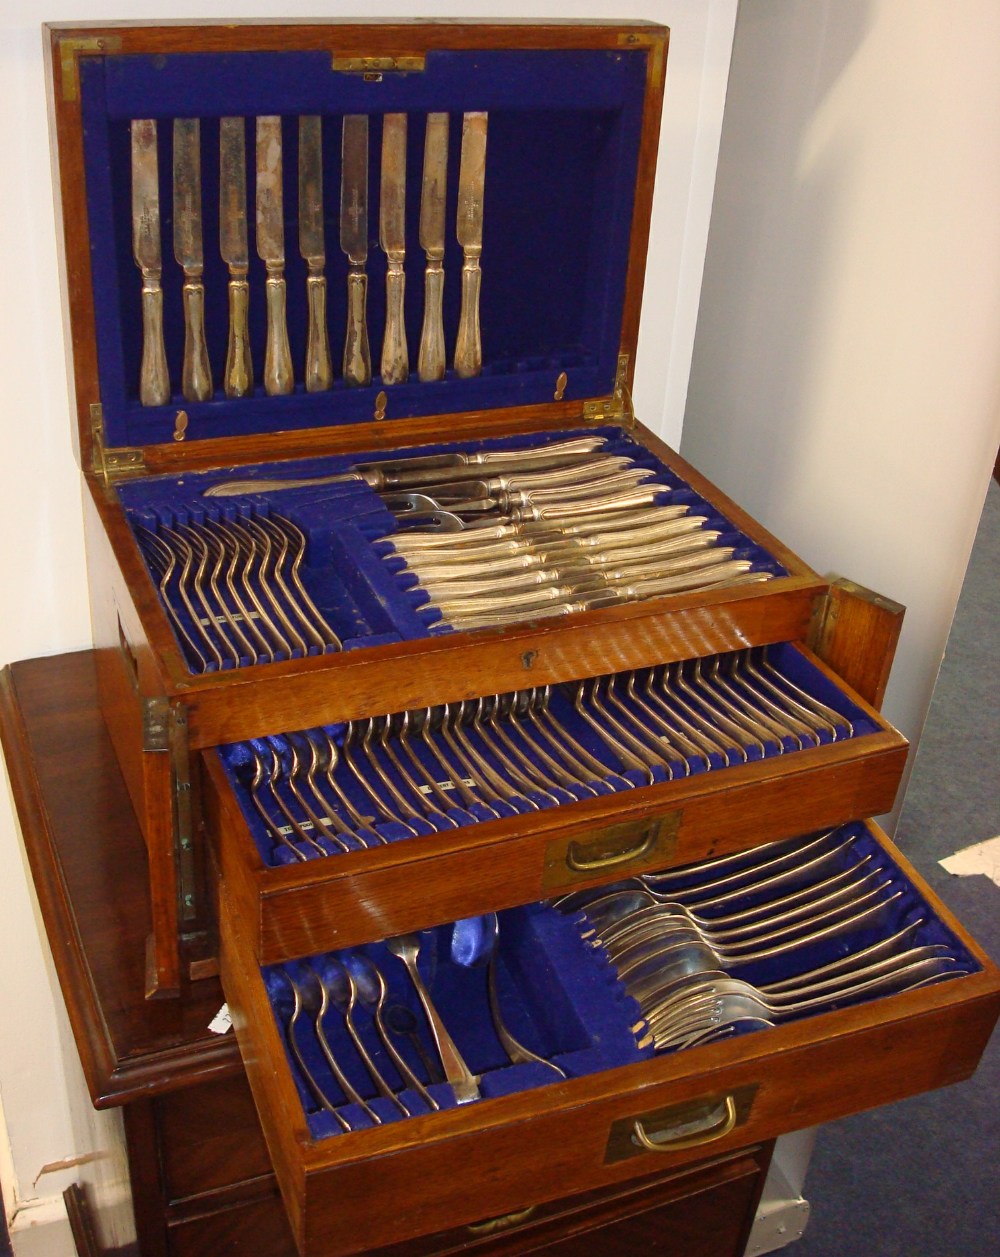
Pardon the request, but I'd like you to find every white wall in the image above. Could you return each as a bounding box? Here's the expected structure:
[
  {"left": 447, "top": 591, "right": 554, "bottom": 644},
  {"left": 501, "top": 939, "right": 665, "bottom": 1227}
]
[
  {"left": 0, "top": 3, "right": 737, "bottom": 1250},
  {"left": 683, "top": 0, "right": 1000, "bottom": 782}
]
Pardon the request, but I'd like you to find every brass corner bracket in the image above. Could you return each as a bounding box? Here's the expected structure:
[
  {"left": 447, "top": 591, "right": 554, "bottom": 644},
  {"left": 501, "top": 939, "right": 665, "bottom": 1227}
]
[{"left": 58, "top": 35, "right": 122, "bottom": 102}]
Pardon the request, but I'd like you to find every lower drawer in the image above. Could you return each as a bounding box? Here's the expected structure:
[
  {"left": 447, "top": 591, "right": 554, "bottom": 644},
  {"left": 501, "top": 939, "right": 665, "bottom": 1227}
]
[
  {"left": 164, "top": 1144, "right": 768, "bottom": 1257},
  {"left": 217, "top": 820, "right": 1000, "bottom": 1257}
]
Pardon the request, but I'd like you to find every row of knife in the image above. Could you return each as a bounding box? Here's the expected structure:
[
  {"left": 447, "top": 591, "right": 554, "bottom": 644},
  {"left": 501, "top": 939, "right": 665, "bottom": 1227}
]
[
  {"left": 134, "top": 437, "right": 779, "bottom": 672},
  {"left": 132, "top": 111, "right": 486, "bottom": 406}
]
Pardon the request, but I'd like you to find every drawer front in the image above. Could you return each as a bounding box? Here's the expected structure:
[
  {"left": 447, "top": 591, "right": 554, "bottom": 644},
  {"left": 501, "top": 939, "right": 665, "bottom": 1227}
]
[
  {"left": 370, "top": 1147, "right": 770, "bottom": 1257},
  {"left": 168, "top": 1192, "right": 298, "bottom": 1257},
  {"left": 207, "top": 642, "right": 908, "bottom": 964},
  {"left": 217, "top": 821, "right": 1000, "bottom": 1256}
]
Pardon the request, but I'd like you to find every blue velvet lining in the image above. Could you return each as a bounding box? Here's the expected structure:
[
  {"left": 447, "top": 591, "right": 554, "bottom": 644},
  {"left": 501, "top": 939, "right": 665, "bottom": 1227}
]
[
  {"left": 78, "top": 46, "right": 646, "bottom": 448},
  {"left": 263, "top": 902, "right": 648, "bottom": 1139},
  {"left": 258, "top": 822, "right": 978, "bottom": 1140},
  {"left": 217, "top": 640, "right": 875, "bottom": 869},
  {"left": 121, "top": 425, "right": 787, "bottom": 672}
]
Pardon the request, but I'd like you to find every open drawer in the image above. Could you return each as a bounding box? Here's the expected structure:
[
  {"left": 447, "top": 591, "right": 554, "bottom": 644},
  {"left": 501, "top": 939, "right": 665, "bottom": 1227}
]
[
  {"left": 217, "top": 819, "right": 1000, "bottom": 1256},
  {"left": 204, "top": 641, "right": 908, "bottom": 964}
]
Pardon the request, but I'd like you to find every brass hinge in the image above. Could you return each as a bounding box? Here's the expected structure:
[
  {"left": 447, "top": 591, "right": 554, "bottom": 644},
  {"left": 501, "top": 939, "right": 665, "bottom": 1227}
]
[
  {"left": 90, "top": 403, "right": 145, "bottom": 485},
  {"left": 58, "top": 35, "right": 122, "bottom": 102},
  {"left": 583, "top": 353, "right": 634, "bottom": 428},
  {"left": 142, "top": 699, "right": 197, "bottom": 923},
  {"left": 332, "top": 54, "right": 426, "bottom": 78}
]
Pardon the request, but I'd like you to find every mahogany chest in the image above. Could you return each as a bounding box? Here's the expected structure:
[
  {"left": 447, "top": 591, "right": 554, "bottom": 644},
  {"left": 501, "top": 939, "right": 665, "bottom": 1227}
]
[{"left": 33, "top": 19, "right": 999, "bottom": 1257}]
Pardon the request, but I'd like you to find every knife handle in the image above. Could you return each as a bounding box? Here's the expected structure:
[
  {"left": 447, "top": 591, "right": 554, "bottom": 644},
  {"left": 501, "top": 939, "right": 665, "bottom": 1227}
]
[
  {"left": 304, "top": 274, "right": 333, "bottom": 393},
  {"left": 181, "top": 279, "right": 212, "bottom": 402},
  {"left": 225, "top": 278, "right": 253, "bottom": 398},
  {"left": 381, "top": 260, "right": 409, "bottom": 385},
  {"left": 454, "top": 256, "right": 482, "bottom": 379},
  {"left": 264, "top": 273, "right": 294, "bottom": 395},
  {"left": 343, "top": 268, "right": 371, "bottom": 387},
  {"left": 418, "top": 261, "right": 446, "bottom": 382},
  {"left": 139, "top": 278, "right": 170, "bottom": 406}
]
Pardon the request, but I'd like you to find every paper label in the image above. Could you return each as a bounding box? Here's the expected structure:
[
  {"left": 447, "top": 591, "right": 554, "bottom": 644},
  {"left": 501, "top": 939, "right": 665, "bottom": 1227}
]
[{"left": 208, "top": 1004, "right": 233, "bottom": 1035}]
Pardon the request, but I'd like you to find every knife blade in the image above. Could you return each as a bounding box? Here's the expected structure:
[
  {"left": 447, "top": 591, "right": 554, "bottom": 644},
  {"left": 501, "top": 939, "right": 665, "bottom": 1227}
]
[
  {"left": 380, "top": 112, "right": 408, "bottom": 385},
  {"left": 454, "top": 112, "right": 487, "bottom": 379},
  {"left": 417, "top": 112, "right": 449, "bottom": 382},
  {"left": 298, "top": 115, "right": 332, "bottom": 393},
  {"left": 341, "top": 114, "right": 371, "bottom": 387},
  {"left": 202, "top": 437, "right": 610, "bottom": 496},
  {"left": 173, "top": 118, "right": 212, "bottom": 402},
  {"left": 219, "top": 116, "right": 253, "bottom": 397},
  {"left": 131, "top": 118, "right": 170, "bottom": 406},
  {"left": 256, "top": 115, "right": 293, "bottom": 395}
]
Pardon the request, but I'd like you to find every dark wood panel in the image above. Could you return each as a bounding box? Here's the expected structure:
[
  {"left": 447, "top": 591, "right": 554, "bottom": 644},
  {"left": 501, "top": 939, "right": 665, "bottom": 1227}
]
[
  {"left": 156, "top": 1076, "right": 274, "bottom": 1202},
  {"left": 0, "top": 654, "right": 239, "bottom": 1105},
  {"left": 167, "top": 1195, "right": 297, "bottom": 1257},
  {"left": 368, "top": 1148, "right": 769, "bottom": 1256},
  {"left": 506, "top": 1163, "right": 762, "bottom": 1257}
]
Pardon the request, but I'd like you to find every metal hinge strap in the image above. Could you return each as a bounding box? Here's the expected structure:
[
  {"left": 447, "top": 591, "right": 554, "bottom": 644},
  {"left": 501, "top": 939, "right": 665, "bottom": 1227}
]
[
  {"left": 90, "top": 403, "right": 145, "bottom": 485},
  {"left": 582, "top": 353, "right": 634, "bottom": 427}
]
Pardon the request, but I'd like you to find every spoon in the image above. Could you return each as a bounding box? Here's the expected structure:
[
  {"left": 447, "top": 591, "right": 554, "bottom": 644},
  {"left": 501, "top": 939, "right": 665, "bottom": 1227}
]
[{"left": 385, "top": 933, "right": 481, "bottom": 1103}]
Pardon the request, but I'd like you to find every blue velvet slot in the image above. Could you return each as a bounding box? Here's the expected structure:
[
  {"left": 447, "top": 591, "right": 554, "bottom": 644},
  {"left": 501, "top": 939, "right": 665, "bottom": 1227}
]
[
  {"left": 79, "top": 46, "right": 645, "bottom": 449},
  {"left": 259, "top": 823, "right": 978, "bottom": 1140},
  {"left": 121, "top": 426, "right": 789, "bottom": 673},
  {"left": 218, "top": 641, "right": 873, "bottom": 870},
  {"left": 262, "top": 903, "right": 647, "bottom": 1140}
]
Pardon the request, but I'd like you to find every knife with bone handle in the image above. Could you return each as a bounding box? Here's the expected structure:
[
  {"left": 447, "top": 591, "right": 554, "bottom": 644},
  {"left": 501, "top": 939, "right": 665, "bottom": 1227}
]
[
  {"left": 173, "top": 118, "right": 212, "bottom": 402},
  {"left": 219, "top": 117, "right": 253, "bottom": 397},
  {"left": 390, "top": 511, "right": 706, "bottom": 561},
  {"left": 379, "top": 461, "right": 646, "bottom": 507},
  {"left": 404, "top": 529, "right": 719, "bottom": 583},
  {"left": 415, "top": 537, "right": 724, "bottom": 598},
  {"left": 515, "top": 504, "right": 693, "bottom": 539},
  {"left": 388, "top": 503, "right": 692, "bottom": 551},
  {"left": 257, "top": 116, "right": 294, "bottom": 394},
  {"left": 400, "top": 467, "right": 659, "bottom": 508},
  {"left": 201, "top": 436, "right": 608, "bottom": 496},
  {"left": 380, "top": 113, "right": 409, "bottom": 384},
  {"left": 418, "top": 112, "right": 449, "bottom": 381},
  {"left": 131, "top": 119, "right": 170, "bottom": 406},
  {"left": 408, "top": 484, "right": 666, "bottom": 527},
  {"left": 298, "top": 115, "right": 332, "bottom": 392},
  {"left": 341, "top": 114, "right": 371, "bottom": 386},
  {"left": 396, "top": 454, "right": 636, "bottom": 495},
  {"left": 454, "top": 112, "right": 487, "bottom": 378},
  {"left": 424, "top": 545, "right": 732, "bottom": 612},
  {"left": 442, "top": 565, "right": 770, "bottom": 631}
]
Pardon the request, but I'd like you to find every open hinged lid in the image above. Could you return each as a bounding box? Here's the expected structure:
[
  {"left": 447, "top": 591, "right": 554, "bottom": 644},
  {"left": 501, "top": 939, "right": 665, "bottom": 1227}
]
[{"left": 46, "top": 20, "right": 668, "bottom": 478}]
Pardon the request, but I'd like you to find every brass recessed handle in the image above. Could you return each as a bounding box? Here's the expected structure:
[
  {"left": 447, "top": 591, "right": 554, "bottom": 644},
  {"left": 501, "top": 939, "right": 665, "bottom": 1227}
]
[
  {"left": 565, "top": 826, "right": 657, "bottom": 872},
  {"left": 632, "top": 1094, "right": 737, "bottom": 1153},
  {"left": 466, "top": 1204, "right": 536, "bottom": 1236}
]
